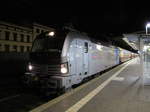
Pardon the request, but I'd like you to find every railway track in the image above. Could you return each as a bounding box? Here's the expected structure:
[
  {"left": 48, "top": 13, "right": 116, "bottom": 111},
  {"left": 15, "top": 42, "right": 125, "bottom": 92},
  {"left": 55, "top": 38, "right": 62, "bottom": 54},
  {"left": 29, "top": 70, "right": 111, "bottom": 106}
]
[{"left": 0, "top": 91, "right": 54, "bottom": 112}]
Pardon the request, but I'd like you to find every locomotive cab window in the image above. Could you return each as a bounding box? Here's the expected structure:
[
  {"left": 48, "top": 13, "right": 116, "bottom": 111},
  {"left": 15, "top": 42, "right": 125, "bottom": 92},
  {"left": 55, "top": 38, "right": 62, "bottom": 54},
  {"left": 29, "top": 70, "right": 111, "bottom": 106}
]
[{"left": 84, "top": 42, "right": 88, "bottom": 53}]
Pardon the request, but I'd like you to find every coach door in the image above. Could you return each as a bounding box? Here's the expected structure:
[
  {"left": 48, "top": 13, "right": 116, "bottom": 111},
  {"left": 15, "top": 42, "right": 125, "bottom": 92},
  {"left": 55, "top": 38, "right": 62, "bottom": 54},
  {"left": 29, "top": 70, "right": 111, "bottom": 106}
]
[{"left": 83, "top": 41, "right": 89, "bottom": 75}]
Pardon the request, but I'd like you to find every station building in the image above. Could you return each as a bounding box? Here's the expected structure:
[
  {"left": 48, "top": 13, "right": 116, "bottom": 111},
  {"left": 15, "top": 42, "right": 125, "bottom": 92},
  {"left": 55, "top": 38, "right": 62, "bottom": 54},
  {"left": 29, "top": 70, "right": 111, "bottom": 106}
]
[{"left": 0, "top": 21, "right": 54, "bottom": 52}]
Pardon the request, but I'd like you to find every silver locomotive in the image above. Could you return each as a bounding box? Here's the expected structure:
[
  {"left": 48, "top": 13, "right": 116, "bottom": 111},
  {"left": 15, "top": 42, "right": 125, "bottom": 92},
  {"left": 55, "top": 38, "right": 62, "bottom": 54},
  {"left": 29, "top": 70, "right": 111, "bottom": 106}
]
[{"left": 24, "top": 30, "right": 135, "bottom": 94}]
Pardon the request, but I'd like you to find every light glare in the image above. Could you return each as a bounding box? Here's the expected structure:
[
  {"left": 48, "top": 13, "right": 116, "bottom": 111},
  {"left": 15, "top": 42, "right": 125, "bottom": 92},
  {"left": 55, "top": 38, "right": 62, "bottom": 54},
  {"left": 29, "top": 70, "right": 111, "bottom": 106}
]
[
  {"left": 61, "top": 67, "right": 67, "bottom": 74},
  {"left": 96, "top": 44, "right": 103, "bottom": 51},
  {"left": 29, "top": 65, "right": 33, "bottom": 70},
  {"left": 143, "top": 45, "right": 150, "bottom": 51},
  {"left": 146, "top": 23, "right": 150, "bottom": 28},
  {"left": 48, "top": 31, "right": 55, "bottom": 36}
]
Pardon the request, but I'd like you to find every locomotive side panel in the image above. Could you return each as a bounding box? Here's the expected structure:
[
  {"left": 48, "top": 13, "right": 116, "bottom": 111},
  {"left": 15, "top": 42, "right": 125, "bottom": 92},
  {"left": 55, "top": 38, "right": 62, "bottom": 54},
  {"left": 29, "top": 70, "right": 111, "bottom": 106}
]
[
  {"left": 89, "top": 43, "right": 103, "bottom": 75},
  {"left": 74, "top": 39, "right": 84, "bottom": 83},
  {"left": 67, "top": 39, "right": 77, "bottom": 85},
  {"left": 88, "top": 43, "right": 117, "bottom": 75}
]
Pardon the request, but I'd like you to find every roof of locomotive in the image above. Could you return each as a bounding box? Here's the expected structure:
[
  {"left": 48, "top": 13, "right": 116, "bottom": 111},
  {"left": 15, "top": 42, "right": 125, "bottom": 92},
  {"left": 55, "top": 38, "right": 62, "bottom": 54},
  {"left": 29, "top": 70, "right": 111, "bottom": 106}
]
[
  {"left": 35, "top": 30, "right": 68, "bottom": 40},
  {"left": 35, "top": 30, "right": 119, "bottom": 50}
]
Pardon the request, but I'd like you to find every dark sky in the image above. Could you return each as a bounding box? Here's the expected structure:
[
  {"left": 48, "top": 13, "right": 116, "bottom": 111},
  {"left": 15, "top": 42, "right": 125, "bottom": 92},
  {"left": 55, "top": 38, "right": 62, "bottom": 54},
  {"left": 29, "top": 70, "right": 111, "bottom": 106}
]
[{"left": 0, "top": 0, "right": 150, "bottom": 37}]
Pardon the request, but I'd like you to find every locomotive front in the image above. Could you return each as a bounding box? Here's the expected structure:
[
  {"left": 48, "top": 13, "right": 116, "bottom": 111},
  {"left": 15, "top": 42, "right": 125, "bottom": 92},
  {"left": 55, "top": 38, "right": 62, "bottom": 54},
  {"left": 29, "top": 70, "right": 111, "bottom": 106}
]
[{"left": 23, "top": 31, "right": 68, "bottom": 93}]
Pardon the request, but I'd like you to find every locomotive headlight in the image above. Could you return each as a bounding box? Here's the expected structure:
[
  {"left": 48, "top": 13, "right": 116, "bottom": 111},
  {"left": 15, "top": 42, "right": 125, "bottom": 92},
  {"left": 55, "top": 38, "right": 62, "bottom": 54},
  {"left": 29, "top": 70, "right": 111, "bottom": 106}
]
[
  {"left": 61, "top": 63, "right": 68, "bottom": 74},
  {"left": 28, "top": 65, "right": 33, "bottom": 71},
  {"left": 48, "top": 31, "right": 55, "bottom": 36},
  {"left": 61, "top": 67, "right": 67, "bottom": 74}
]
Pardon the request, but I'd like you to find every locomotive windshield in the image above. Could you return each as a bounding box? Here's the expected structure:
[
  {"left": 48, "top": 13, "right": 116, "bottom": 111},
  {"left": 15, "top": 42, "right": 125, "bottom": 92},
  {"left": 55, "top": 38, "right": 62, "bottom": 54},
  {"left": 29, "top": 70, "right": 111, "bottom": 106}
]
[
  {"left": 29, "top": 32, "right": 67, "bottom": 64},
  {"left": 32, "top": 37, "right": 65, "bottom": 52}
]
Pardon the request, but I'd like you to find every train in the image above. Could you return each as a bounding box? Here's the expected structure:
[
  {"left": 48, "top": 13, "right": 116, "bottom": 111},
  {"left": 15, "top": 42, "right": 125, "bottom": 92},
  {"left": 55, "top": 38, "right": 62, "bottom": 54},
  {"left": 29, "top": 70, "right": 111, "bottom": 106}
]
[{"left": 24, "top": 30, "right": 137, "bottom": 95}]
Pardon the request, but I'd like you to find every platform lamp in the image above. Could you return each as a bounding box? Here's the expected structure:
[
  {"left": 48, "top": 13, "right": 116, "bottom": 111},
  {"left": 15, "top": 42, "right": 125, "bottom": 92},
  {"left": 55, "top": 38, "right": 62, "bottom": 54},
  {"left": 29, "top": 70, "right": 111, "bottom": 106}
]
[{"left": 146, "top": 23, "right": 150, "bottom": 35}]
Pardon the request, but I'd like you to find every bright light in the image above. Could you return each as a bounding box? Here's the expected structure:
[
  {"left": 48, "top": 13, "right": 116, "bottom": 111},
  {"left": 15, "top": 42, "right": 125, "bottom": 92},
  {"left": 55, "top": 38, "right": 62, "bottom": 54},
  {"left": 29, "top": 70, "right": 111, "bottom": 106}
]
[
  {"left": 96, "top": 44, "right": 103, "bottom": 51},
  {"left": 146, "top": 23, "right": 150, "bottom": 28},
  {"left": 143, "top": 45, "right": 150, "bottom": 51},
  {"left": 48, "top": 31, "right": 55, "bottom": 36},
  {"left": 61, "top": 63, "right": 68, "bottom": 74},
  {"left": 28, "top": 65, "right": 33, "bottom": 71},
  {"left": 61, "top": 67, "right": 68, "bottom": 74},
  {"left": 146, "top": 23, "right": 150, "bottom": 34}
]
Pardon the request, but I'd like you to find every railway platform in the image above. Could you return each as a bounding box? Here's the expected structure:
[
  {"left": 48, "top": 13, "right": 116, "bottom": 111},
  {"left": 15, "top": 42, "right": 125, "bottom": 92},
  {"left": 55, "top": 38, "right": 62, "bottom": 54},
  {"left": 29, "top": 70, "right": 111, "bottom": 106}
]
[{"left": 30, "top": 57, "right": 149, "bottom": 112}]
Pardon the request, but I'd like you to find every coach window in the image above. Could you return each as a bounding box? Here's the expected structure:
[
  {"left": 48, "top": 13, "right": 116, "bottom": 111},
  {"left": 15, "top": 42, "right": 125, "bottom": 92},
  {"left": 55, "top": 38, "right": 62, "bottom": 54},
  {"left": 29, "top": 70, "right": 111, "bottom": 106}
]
[{"left": 84, "top": 42, "right": 88, "bottom": 53}]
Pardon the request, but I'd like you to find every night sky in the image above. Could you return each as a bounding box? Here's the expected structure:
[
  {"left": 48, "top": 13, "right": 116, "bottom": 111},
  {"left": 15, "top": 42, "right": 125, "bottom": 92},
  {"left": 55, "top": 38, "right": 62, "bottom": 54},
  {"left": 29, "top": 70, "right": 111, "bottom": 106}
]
[{"left": 0, "top": 0, "right": 150, "bottom": 38}]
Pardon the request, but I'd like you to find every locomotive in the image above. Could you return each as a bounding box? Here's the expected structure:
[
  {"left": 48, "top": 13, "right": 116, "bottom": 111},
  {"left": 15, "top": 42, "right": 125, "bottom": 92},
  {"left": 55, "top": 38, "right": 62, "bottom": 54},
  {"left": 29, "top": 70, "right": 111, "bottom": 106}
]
[{"left": 24, "top": 30, "right": 136, "bottom": 94}]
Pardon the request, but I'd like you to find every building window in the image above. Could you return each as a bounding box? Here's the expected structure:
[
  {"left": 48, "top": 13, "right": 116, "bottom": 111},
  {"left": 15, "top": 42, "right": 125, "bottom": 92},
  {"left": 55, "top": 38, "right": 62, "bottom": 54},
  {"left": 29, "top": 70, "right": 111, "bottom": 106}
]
[
  {"left": 41, "top": 30, "right": 44, "bottom": 33},
  {"left": 13, "top": 45, "right": 17, "bottom": 52},
  {"left": 5, "top": 44, "right": 10, "bottom": 52},
  {"left": 27, "top": 35, "right": 30, "bottom": 42},
  {"left": 20, "top": 46, "right": 24, "bottom": 52},
  {"left": 5, "top": 31, "right": 10, "bottom": 40},
  {"left": 13, "top": 33, "right": 17, "bottom": 41},
  {"left": 36, "top": 29, "right": 40, "bottom": 33},
  {"left": 0, "top": 30, "right": 1, "bottom": 39},
  {"left": 0, "top": 44, "right": 1, "bottom": 51},
  {"left": 27, "top": 46, "right": 30, "bottom": 51},
  {"left": 20, "top": 34, "right": 24, "bottom": 42}
]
